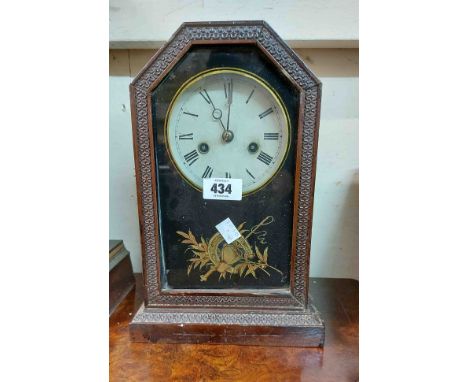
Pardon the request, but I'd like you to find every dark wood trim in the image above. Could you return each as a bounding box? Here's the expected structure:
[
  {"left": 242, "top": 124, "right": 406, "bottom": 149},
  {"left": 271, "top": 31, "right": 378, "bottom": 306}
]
[
  {"left": 109, "top": 253, "right": 135, "bottom": 315},
  {"left": 130, "top": 301, "right": 325, "bottom": 347}
]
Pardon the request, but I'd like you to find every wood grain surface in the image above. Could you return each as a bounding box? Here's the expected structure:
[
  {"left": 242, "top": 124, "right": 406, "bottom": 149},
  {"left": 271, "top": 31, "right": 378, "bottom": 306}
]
[{"left": 110, "top": 275, "right": 358, "bottom": 381}]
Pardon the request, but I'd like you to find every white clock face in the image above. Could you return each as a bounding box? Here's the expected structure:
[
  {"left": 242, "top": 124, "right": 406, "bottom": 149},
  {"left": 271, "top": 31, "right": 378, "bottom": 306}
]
[{"left": 165, "top": 68, "right": 290, "bottom": 195}]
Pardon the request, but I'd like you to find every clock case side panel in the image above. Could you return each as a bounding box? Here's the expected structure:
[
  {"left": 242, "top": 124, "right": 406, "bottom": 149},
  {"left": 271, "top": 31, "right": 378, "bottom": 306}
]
[
  {"left": 253, "top": 26, "right": 322, "bottom": 307},
  {"left": 289, "top": 84, "right": 322, "bottom": 306},
  {"left": 129, "top": 85, "right": 160, "bottom": 305},
  {"left": 129, "top": 21, "right": 321, "bottom": 311}
]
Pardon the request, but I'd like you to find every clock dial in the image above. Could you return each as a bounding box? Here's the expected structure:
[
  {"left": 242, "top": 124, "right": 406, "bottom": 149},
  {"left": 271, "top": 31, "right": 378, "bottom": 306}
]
[{"left": 165, "top": 68, "right": 290, "bottom": 195}]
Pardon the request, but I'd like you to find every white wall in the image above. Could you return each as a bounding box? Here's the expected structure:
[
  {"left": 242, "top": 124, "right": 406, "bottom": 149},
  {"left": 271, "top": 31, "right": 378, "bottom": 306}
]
[
  {"left": 298, "top": 49, "right": 359, "bottom": 279},
  {"left": 110, "top": 0, "right": 358, "bottom": 49},
  {"left": 109, "top": 48, "right": 358, "bottom": 279}
]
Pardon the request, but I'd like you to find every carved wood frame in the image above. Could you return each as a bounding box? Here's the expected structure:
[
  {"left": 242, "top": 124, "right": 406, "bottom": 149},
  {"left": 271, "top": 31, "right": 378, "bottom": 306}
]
[{"left": 130, "top": 21, "right": 321, "bottom": 311}]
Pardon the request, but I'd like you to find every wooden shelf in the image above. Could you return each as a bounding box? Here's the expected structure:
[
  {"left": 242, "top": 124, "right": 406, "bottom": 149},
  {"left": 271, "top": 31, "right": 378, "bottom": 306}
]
[{"left": 110, "top": 275, "right": 359, "bottom": 381}]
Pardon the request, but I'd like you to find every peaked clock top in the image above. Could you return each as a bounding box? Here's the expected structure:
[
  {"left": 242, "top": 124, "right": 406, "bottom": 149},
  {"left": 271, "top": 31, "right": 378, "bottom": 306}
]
[{"left": 131, "top": 21, "right": 320, "bottom": 92}]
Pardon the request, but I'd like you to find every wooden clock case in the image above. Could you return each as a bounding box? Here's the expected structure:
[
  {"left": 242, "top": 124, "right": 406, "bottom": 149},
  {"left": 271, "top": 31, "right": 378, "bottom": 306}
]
[{"left": 129, "top": 21, "right": 324, "bottom": 347}]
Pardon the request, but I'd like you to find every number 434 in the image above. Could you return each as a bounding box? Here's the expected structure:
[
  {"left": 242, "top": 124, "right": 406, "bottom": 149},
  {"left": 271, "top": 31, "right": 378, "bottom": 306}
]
[{"left": 210, "top": 183, "right": 232, "bottom": 194}]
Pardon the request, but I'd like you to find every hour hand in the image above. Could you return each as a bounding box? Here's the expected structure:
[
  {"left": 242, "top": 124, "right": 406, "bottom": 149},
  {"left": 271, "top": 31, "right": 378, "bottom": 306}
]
[
  {"left": 202, "top": 88, "right": 226, "bottom": 130},
  {"left": 212, "top": 107, "right": 226, "bottom": 130}
]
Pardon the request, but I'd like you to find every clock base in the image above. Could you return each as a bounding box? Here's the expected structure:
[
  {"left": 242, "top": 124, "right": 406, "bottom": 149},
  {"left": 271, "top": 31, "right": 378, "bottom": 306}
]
[{"left": 129, "top": 298, "right": 325, "bottom": 347}]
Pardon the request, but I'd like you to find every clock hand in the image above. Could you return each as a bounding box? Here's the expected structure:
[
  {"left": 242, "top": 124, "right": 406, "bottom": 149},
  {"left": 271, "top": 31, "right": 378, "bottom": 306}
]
[
  {"left": 212, "top": 108, "right": 227, "bottom": 131},
  {"left": 203, "top": 89, "right": 226, "bottom": 131},
  {"left": 226, "top": 79, "right": 233, "bottom": 131}
]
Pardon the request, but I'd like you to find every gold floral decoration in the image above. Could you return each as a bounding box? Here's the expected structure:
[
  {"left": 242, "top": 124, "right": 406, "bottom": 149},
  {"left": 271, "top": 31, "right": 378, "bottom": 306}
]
[{"left": 176, "top": 217, "right": 283, "bottom": 282}]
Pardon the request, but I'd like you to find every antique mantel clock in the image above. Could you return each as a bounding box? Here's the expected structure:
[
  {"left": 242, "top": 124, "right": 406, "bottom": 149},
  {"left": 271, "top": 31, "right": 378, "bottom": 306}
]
[{"left": 129, "top": 21, "right": 324, "bottom": 347}]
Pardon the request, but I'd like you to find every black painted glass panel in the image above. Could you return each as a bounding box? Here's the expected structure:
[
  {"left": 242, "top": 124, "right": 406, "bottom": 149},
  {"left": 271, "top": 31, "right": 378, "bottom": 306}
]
[{"left": 151, "top": 44, "right": 300, "bottom": 289}]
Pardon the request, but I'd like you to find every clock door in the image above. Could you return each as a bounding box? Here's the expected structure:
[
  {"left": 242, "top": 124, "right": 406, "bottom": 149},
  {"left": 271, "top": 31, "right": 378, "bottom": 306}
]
[{"left": 150, "top": 45, "right": 300, "bottom": 290}]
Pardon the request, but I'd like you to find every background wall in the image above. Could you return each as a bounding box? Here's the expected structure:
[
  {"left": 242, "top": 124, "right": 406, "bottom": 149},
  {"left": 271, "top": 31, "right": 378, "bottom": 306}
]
[
  {"left": 110, "top": 47, "right": 358, "bottom": 279},
  {"left": 110, "top": 0, "right": 358, "bottom": 49}
]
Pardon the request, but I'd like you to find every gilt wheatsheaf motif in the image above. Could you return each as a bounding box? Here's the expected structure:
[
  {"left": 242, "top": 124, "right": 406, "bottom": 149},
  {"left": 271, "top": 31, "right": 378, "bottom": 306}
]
[
  {"left": 178, "top": 216, "right": 283, "bottom": 282},
  {"left": 131, "top": 21, "right": 320, "bottom": 310}
]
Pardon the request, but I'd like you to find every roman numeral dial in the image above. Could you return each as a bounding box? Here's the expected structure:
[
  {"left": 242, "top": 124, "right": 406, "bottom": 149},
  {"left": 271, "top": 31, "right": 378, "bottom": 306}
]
[
  {"left": 259, "top": 107, "right": 273, "bottom": 119},
  {"left": 183, "top": 150, "right": 199, "bottom": 166},
  {"left": 202, "top": 166, "right": 213, "bottom": 178},
  {"left": 165, "top": 69, "right": 290, "bottom": 194},
  {"left": 178, "top": 133, "right": 193, "bottom": 140},
  {"left": 264, "top": 133, "right": 279, "bottom": 140},
  {"left": 257, "top": 151, "right": 273, "bottom": 166}
]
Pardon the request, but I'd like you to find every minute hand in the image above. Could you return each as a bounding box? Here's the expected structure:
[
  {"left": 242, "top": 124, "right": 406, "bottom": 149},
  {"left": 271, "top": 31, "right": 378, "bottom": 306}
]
[{"left": 226, "top": 79, "right": 232, "bottom": 131}]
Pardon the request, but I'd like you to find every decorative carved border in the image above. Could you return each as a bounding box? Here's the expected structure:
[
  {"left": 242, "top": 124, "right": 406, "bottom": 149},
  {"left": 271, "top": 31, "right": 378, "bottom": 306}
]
[
  {"left": 132, "top": 303, "right": 324, "bottom": 327},
  {"left": 130, "top": 21, "right": 321, "bottom": 310}
]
